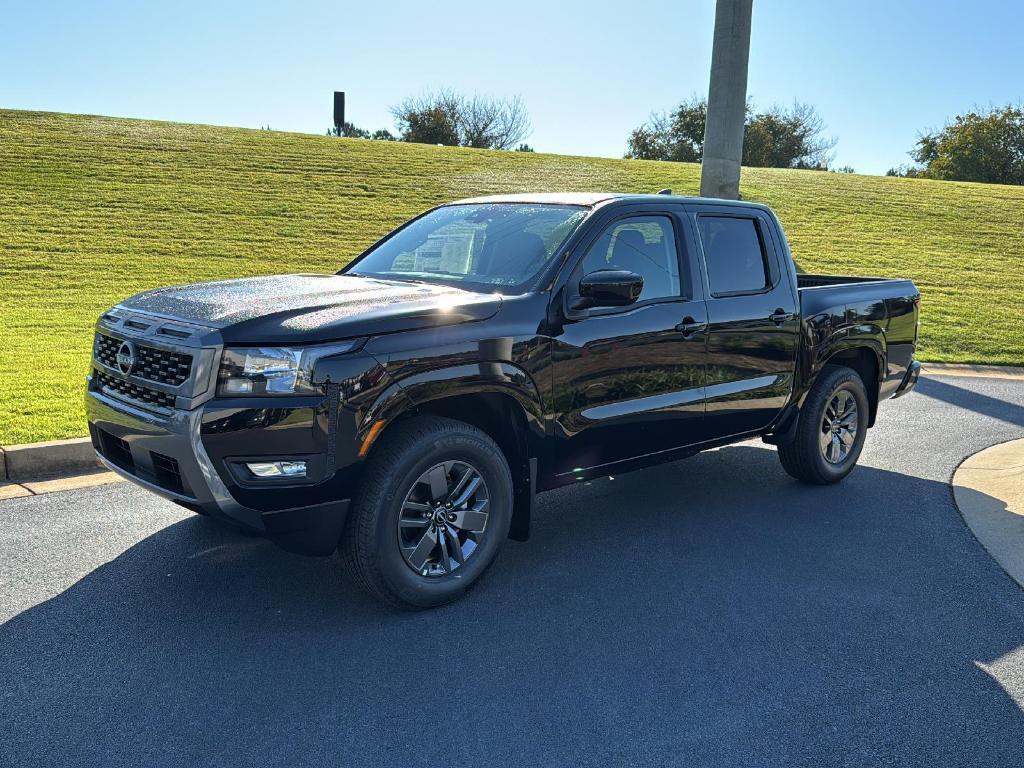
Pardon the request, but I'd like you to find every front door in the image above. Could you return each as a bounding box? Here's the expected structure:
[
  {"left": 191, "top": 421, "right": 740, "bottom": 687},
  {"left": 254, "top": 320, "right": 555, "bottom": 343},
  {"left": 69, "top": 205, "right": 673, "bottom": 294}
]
[{"left": 549, "top": 208, "right": 709, "bottom": 479}]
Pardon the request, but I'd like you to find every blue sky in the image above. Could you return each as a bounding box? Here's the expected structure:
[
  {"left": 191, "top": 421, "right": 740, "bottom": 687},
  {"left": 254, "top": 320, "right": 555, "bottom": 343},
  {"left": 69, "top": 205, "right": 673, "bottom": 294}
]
[{"left": 3, "top": 0, "right": 1022, "bottom": 175}]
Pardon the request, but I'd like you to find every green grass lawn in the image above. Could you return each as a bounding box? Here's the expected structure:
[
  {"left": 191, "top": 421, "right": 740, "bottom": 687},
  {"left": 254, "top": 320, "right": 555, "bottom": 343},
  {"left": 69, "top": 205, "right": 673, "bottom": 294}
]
[{"left": 2, "top": 109, "right": 1023, "bottom": 444}]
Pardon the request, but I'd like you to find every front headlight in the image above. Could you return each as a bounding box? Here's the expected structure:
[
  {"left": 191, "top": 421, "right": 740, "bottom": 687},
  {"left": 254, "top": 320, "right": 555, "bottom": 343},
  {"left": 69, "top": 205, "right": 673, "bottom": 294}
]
[{"left": 217, "top": 342, "right": 357, "bottom": 396}]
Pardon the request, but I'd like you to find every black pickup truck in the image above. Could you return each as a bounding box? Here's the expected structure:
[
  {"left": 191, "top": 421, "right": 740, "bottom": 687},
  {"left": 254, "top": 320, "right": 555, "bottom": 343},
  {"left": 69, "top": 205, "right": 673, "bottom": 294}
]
[{"left": 86, "top": 193, "right": 920, "bottom": 608}]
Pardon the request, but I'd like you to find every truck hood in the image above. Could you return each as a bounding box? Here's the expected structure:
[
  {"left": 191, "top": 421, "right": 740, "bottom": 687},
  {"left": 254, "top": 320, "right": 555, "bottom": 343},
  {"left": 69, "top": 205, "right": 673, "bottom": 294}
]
[{"left": 118, "top": 273, "right": 503, "bottom": 344}]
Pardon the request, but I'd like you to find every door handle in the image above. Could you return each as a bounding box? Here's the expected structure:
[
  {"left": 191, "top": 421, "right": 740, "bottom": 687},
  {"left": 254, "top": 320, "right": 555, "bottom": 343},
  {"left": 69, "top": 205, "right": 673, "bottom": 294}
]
[
  {"left": 769, "top": 309, "right": 795, "bottom": 325},
  {"left": 675, "top": 317, "right": 708, "bottom": 337}
]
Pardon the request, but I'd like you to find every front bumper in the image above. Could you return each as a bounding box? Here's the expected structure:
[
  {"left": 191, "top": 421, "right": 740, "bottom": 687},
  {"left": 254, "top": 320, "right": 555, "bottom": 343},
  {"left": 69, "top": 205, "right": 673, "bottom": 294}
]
[{"left": 86, "top": 388, "right": 350, "bottom": 555}]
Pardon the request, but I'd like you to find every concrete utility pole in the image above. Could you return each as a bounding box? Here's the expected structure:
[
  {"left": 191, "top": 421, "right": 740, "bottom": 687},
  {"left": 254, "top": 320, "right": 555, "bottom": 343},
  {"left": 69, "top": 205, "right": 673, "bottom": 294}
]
[{"left": 700, "top": 0, "right": 753, "bottom": 200}]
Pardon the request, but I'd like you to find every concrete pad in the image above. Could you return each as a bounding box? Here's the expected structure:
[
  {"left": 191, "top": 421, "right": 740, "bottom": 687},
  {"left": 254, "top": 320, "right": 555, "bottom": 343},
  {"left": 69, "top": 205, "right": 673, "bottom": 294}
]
[
  {"left": 2, "top": 437, "right": 99, "bottom": 483},
  {"left": 953, "top": 438, "right": 1024, "bottom": 587},
  {"left": 0, "top": 482, "right": 32, "bottom": 500},
  {"left": 21, "top": 470, "right": 125, "bottom": 496}
]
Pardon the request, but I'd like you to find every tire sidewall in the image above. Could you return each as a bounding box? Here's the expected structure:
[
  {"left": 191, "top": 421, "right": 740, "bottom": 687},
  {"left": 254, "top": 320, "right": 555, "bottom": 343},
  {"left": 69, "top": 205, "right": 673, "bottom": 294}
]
[{"left": 369, "top": 430, "right": 512, "bottom": 607}]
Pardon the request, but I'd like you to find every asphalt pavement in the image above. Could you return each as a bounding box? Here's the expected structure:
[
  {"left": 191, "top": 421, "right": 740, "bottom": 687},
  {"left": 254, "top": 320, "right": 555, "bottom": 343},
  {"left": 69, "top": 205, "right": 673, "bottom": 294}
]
[{"left": 2, "top": 374, "right": 1024, "bottom": 767}]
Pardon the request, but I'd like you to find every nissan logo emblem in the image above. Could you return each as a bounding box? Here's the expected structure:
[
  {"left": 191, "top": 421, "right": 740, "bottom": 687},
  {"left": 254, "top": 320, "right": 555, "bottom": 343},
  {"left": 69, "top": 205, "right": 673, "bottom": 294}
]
[{"left": 115, "top": 340, "right": 136, "bottom": 375}]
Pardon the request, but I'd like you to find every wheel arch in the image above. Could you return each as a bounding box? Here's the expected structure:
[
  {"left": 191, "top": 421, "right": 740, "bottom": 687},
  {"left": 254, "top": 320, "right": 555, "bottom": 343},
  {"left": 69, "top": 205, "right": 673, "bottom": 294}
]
[
  {"left": 359, "top": 363, "right": 544, "bottom": 541},
  {"left": 820, "top": 343, "right": 883, "bottom": 427}
]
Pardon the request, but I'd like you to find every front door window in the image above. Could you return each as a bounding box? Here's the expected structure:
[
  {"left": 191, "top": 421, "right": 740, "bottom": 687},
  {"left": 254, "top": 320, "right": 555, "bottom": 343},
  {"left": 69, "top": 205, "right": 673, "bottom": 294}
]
[{"left": 578, "top": 216, "right": 681, "bottom": 303}]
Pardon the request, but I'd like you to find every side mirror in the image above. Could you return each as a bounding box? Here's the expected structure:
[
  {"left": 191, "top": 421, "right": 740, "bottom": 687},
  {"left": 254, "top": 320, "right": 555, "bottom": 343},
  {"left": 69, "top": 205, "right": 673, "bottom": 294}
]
[{"left": 574, "top": 270, "right": 644, "bottom": 309}]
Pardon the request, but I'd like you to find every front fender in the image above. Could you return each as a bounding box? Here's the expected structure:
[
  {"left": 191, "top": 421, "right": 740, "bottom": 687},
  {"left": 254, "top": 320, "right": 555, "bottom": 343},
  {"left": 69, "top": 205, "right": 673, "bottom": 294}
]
[
  {"left": 360, "top": 361, "right": 545, "bottom": 542},
  {"left": 393, "top": 362, "right": 544, "bottom": 423},
  {"left": 358, "top": 360, "right": 545, "bottom": 459}
]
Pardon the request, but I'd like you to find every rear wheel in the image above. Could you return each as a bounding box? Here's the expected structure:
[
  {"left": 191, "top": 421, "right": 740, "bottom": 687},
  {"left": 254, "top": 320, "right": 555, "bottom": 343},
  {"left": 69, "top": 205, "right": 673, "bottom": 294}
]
[
  {"left": 341, "top": 416, "right": 512, "bottom": 609},
  {"left": 778, "top": 365, "right": 869, "bottom": 485}
]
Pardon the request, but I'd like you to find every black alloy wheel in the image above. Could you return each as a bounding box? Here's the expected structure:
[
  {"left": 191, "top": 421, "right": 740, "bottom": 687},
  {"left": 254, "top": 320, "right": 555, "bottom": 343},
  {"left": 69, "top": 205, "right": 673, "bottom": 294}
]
[
  {"left": 342, "top": 416, "right": 512, "bottom": 609},
  {"left": 819, "top": 389, "right": 859, "bottom": 465},
  {"left": 397, "top": 461, "right": 490, "bottom": 577}
]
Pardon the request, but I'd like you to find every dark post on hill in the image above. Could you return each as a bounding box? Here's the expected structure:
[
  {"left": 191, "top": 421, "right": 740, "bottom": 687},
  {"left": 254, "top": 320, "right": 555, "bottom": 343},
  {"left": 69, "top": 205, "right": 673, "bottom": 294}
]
[
  {"left": 700, "top": 0, "right": 753, "bottom": 200},
  {"left": 333, "top": 91, "right": 345, "bottom": 134}
]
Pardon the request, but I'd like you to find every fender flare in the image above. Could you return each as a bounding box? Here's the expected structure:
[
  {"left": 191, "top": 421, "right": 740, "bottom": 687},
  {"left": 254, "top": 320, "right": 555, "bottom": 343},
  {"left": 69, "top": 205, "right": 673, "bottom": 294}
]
[
  {"left": 358, "top": 361, "right": 544, "bottom": 541},
  {"left": 811, "top": 334, "right": 886, "bottom": 425}
]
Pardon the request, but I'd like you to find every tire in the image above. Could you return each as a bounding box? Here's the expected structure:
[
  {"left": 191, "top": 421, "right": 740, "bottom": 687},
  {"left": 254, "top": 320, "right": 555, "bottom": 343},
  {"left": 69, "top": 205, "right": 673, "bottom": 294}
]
[
  {"left": 341, "top": 416, "right": 513, "bottom": 610},
  {"left": 778, "top": 365, "right": 869, "bottom": 485}
]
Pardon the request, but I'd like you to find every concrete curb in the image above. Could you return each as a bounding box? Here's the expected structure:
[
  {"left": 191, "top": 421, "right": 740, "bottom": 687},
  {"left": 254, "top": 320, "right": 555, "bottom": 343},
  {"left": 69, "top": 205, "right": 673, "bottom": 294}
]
[
  {"left": 952, "top": 438, "right": 1024, "bottom": 589},
  {"left": 0, "top": 437, "right": 118, "bottom": 499},
  {"left": 923, "top": 362, "right": 1024, "bottom": 380},
  {"left": 3, "top": 437, "right": 100, "bottom": 483}
]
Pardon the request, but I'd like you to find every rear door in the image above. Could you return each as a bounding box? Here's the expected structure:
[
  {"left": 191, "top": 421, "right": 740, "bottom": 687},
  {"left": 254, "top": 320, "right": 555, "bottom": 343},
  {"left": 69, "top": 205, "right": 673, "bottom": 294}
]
[
  {"left": 687, "top": 204, "right": 800, "bottom": 439},
  {"left": 548, "top": 204, "right": 709, "bottom": 477}
]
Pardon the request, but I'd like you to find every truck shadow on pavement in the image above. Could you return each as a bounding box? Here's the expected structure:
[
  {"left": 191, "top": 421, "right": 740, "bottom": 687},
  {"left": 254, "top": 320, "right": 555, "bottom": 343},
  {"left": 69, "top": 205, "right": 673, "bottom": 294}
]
[
  {"left": 916, "top": 375, "right": 1024, "bottom": 427},
  {"left": 3, "top": 445, "right": 1024, "bottom": 767}
]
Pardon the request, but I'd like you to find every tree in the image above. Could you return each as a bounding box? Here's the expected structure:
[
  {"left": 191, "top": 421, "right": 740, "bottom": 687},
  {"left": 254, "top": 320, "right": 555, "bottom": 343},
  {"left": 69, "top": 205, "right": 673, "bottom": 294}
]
[
  {"left": 515, "top": 143, "right": 535, "bottom": 152},
  {"left": 910, "top": 105, "right": 1024, "bottom": 185},
  {"left": 392, "top": 90, "right": 531, "bottom": 150},
  {"left": 391, "top": 90, "right": 461, "bottom": 146},
  {"left": 327, "top": 124, "right": 397, "bottom": 141},
  {"left": 886, "top": 165, "right": 924, "bottom": 178},
  {"left": 327, "top": 122, "right": 370, "bottom": 138},
  {"left": 625, "top": 98, "right": 705, "bottom": 163},
  {"left": 626, "top": 98, "right": 836, "bottom": 169},
  {"left": 744, "top": 103, "right": 834, "bottom": 169}
]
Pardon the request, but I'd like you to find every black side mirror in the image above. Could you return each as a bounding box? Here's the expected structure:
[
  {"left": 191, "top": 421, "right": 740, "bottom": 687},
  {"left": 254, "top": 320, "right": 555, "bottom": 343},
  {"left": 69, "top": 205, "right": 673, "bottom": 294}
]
[{"left": 574, "top": 270, "right": 644, "bottom": 309}]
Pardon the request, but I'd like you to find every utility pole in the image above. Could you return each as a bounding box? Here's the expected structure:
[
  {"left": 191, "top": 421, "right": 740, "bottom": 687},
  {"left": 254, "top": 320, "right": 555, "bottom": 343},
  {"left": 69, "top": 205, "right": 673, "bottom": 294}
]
[{"left": 700, "top": 0, "right": 753, "bottom": 200}]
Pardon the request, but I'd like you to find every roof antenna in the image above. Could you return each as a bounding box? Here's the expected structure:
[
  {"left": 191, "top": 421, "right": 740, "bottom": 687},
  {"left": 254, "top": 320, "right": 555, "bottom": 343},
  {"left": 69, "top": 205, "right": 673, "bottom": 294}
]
[{"left": 656, "top": 188, "right": 672, "bottom": 195}]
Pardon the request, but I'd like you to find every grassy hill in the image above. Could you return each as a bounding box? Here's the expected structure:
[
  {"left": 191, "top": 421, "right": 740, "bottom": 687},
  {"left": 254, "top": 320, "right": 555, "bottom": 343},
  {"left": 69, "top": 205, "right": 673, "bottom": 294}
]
[{"left": 1, "top": 109, "right": 1022, "bottom": 444}]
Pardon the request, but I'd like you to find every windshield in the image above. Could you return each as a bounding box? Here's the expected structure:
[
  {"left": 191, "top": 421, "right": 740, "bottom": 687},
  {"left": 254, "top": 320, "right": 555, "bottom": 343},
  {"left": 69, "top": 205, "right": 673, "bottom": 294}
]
[{"left": 346, "top": 203, "right": 589, "bottom": 292}]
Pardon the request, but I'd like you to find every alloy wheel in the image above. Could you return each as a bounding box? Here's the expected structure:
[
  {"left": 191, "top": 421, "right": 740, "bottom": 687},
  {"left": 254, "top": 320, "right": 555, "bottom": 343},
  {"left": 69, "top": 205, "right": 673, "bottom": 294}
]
[
  {"left": 820, "top": 388, "right": 858, "bottom": 464},
  {"left": 397, "top": 461, "right": 490, "bottom": 577}
]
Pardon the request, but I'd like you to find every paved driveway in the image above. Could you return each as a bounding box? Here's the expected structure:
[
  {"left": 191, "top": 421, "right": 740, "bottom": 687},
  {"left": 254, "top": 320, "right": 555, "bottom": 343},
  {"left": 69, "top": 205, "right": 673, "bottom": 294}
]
[{"left": 2, "top": 375, "right": 1024, "bottom": 767}]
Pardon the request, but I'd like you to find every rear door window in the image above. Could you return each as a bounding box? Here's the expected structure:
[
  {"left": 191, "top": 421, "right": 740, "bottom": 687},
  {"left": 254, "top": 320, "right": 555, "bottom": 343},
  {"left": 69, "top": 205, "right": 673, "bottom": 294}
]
[{"left": 698, "top": 216, "right": 770, "bottom": 296}]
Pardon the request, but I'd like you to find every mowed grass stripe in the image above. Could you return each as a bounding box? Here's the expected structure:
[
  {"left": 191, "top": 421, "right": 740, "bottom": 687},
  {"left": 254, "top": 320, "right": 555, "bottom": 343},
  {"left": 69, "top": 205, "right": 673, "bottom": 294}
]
[{"left": 1, "top": 109, "right": 1022, "bottom": 444}]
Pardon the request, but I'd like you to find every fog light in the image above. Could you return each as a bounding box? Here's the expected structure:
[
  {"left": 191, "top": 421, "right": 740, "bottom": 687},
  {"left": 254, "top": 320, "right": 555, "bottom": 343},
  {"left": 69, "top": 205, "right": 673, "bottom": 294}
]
[{"left": 246, "top": 461, "right": 306, "bottom": 478}]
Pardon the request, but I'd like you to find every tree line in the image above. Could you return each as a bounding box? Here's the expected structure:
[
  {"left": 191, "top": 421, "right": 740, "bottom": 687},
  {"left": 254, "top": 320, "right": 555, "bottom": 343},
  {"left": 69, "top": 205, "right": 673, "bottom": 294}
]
[
  {"left": 332, "top": 89, "right": 1024, "bottom": 186},
  {"left": 330, "top": 89, "right": 532, "bottom": 152}
]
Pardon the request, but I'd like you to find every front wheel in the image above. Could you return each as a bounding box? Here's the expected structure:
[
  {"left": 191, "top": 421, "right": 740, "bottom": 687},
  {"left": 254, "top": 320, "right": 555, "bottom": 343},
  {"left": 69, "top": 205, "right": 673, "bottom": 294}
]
[
  {"left": 341, "top": 416, "right": 512, "bottom": 609},
  {"left": 778, "top": 365, "right": 869, "bottom": 485}
]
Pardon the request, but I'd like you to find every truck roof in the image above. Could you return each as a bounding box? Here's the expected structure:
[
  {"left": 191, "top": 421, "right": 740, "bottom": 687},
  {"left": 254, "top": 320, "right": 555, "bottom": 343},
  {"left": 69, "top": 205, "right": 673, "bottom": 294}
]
[{"left": 450, "top": 192, "right": 771, "bottom": 211}]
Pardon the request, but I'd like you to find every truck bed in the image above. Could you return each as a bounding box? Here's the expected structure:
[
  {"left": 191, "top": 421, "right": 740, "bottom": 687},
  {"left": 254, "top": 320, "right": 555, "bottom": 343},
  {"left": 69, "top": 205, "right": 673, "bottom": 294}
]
[
  {"left": 797, "top": 273, "right": 918, "bottom": 320},
  {"left": 797, "top": 274, "right": 919, "bottom": 324},
  {"left": 795, "top": 272, "right": 920, "bottom": 400}
]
